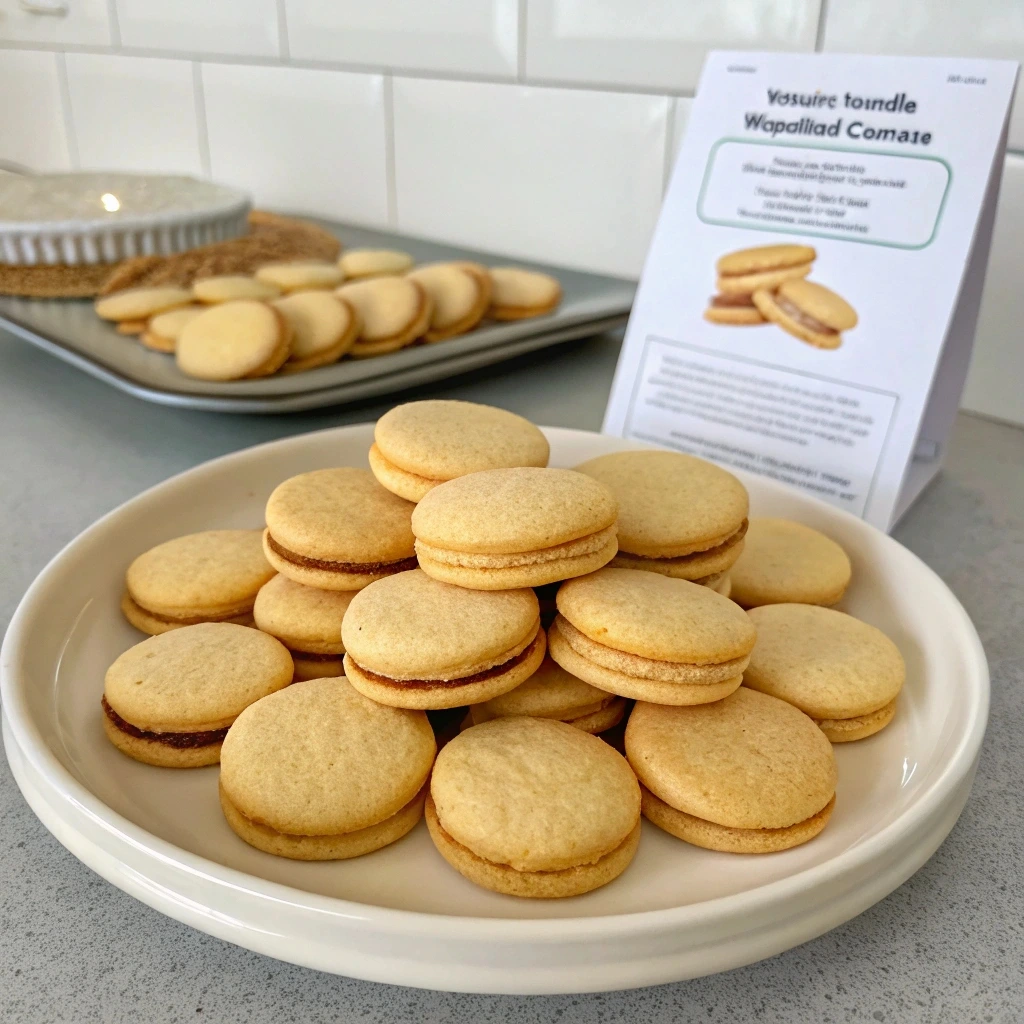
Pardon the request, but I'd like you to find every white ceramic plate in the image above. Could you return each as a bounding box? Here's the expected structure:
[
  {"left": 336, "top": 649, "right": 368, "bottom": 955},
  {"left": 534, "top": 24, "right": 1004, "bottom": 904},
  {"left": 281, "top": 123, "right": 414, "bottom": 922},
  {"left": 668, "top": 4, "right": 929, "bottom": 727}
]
[{"left": 0, "top": 425, "right": 988, "bottom": 994}]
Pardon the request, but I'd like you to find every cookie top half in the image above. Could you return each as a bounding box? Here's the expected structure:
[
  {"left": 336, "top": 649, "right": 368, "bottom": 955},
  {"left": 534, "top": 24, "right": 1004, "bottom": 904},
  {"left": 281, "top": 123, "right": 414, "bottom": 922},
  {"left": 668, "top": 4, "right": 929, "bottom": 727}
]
[
  {"left": 253, "top": 574, "right": 355, "bottom": 653},
  {"left": 374, "top": 400, "right": 549, "bottom": 482},
  {"left": 575, "top": 450, "right": 748, "bottom": 557},
  {"left": 412, "top": 467, "right": 617, "bottom": 554}
]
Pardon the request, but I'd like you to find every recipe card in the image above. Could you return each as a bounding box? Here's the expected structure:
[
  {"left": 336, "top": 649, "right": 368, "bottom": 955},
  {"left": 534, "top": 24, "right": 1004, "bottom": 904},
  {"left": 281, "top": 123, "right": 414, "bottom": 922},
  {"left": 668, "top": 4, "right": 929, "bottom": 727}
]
[{"left": 603, "top": 52, "right": 1018, "bottom": 530}]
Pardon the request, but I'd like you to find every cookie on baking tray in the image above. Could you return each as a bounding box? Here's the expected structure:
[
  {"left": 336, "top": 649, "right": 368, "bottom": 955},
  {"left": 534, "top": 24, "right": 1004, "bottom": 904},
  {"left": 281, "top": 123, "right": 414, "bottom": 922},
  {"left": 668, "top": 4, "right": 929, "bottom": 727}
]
[
  {"left": 192, "top": 274, "right": 281, "bottom": 303},
  {"left": 139, "top": 305, "right": 204, "bottom": 353},
  {"left": 335, "top": 276, "right": 432, "bottom": 357},
  {"left": 339, "top": 248, "right": 414, "bottom": 279},
  {"left": 176, "top": 300, "right": 291, "bottom": 381},
  {"left": 255, "top": 260, "right": 343, "bottom": 293},
  {"left": 407, "top": 263, "right": 489, "bottom": 342},
  {"left": 95, "top": 285, "right": 193, "bottom": 324},
  {"left": 487, "top": 267, "right": 562, "bottom": 320},
  {"left": 272, "top": 290, "right": 359, "bottom": 372}
]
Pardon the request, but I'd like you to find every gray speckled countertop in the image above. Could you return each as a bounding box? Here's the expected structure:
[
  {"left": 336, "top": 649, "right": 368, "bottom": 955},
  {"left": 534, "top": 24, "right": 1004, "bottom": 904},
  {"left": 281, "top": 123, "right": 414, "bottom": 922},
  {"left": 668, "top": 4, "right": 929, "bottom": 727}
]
[{"left": 2, "top": 329, "right": 1022, "bottom": 1023}]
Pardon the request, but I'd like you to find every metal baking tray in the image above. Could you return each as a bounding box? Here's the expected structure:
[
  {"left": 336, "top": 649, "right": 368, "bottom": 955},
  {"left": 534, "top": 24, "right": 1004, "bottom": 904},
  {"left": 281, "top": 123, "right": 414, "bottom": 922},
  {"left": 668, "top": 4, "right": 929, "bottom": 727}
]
[{"left": 0, "top": 219, "right": 634, "bottom": 414}]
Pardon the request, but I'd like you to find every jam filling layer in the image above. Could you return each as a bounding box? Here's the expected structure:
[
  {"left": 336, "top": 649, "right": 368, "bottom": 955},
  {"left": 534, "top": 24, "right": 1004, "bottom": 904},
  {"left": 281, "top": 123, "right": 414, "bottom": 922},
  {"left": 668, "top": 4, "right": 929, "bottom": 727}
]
[
  {"left": 352, "top": 631, "right": 541, "bottom": 690},
  {"left": 290, "top": 649, "right": 344, "bottom": 662},
  {"left": 267, "top": 533, "right": 418, "bottom": 575},
  {"left": 102, "top": 696, "right": 228, "bottom": 749}
]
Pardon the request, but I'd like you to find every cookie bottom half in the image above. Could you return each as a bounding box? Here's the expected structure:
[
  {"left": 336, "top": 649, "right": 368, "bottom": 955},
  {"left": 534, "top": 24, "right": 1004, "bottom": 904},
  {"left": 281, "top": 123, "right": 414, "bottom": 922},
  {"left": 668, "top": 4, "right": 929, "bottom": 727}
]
[{"left": 816, "top": 698, "right": 897, "bottom": 743}]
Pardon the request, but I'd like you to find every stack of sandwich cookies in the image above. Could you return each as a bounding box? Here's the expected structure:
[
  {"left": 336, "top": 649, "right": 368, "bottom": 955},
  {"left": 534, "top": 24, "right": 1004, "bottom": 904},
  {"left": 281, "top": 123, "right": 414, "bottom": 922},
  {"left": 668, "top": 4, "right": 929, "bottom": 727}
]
[
  {"left": 730, "top": 518, "right": 852, "bottom": 608},
  {"left": 412, "top": 467, "right": 618, "bottom": 590},
  {"left": 252, "top": 574, "right": 354, "bottom": 680},
  {"left": 102, "top": 622, "right": 293, "bottom": 768},
  {"left": 335, "top": 276, "right": 432, "bottom": 357},
  {"left": 426, "top": 717, "right": 641, "bottom": 897},
  {"left": 626, "top": 688, "right": 838, "bottom": 852},
  {"left": 744, "top": 604, "right": 904, "bottom": 741},
  {"left": 121, "top": 529, "right": 274, "bottom": 635},
  {"left": 705, "top": 244, "right": 815, "bottom": 324},
  {"left": 255, "top": 260, "right": 343, "bottom": 292},
  {"left": 407, "top": 263, "right": 490, "bottom": 341},
  {"left": 219, "top": 677, "right": 435, "bottom": 860},
  {"left": 576, "top": 450, "right": 748, "bottom": 586},
  {"left": 487, "top": 267, "right": 562, "bottom": 320},
  {"left": 338, "top": 248, "right": 414, "bottom": 279},
  {"left": 139, "top": 305, "right": 203, "bottom": 353},
  {"left": 342, "top": 569, "right": 546, "bottom": 709},
  {"left": 469, "top": 656, "right": 627, "bottom": 735},
  {"left": 549, "top": 568, "right": 756, "bottom": 705},
  {"left": 272, "top": 290, "right": 359, "bottom": 372},
  {"left": 753, "top": 279, "right": 857, "bottom": 349},
  {"left": 369, "top": 399, "right": 550, "bottom": 502},
  {"left": 176, "top": 300, "right": 291, "bottom": 380},
  {"left": 192, "top": 274, "right": 281, "bottom": 303}
]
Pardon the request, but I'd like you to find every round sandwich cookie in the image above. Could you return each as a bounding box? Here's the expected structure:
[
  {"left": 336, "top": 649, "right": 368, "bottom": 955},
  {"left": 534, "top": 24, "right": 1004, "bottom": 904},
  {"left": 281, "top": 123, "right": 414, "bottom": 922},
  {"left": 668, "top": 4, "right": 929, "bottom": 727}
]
[
  {"left": 704, "top": 292, "right": 766, "bottom": 326},
  {"left": 714, "top": 244, "right": 816, "bottom": 296},
  {"left": 369, "top": 400, "right": 550, "bottom": 502},
  {"left": 140, "top": 304, "right": 204, "bottom": 353},
  {"left": 338, "top": 248, "right": 414, "bottom": 279},
  {"left": 255, "top": 260, "right": 343, "bottom": 293},
  {"left": 335, "top": 277, "right": 432, "bottom": 357},
  {"left": 626, "top": 688, "right": 837, "bottom": 853},
  {"left": 219, "top": 677, "right": 435, "bottom": 860},
  {"left": 744, "top": 604, "right": 905, "bottom": 742},
  {"left": 487, "top": 267, "right": 562, "bottom": 320},
  {"left": 575, "top": 450, "right": 749, "bottom": 584},
  {"left": 730, "top": 518, "right": 852, "bottom": 609},
  {"left": 95, "top": 286, "right": 194, "bottom": 323},
  {"left": 253, "top": 574, "right": 355, "bottom": 680},
  {"left": 263, "top": 468, "right": 416, "bottom": 591},
  {"left": 342, "top": 568, "right": 546, "bottom": 710},
  {"left": 121, "top": 529, "right": 275, "bottom": 635},
  {"left": 102, "top": 622, "right": 293, "bottom": 768},
  {"left": 176, "top": 300, "right": 291, "bottom": 381},
  {"left": 413, "top": 467, "right": 618, "bottom": 590},
  {"left": 426, "top": 717, "right": 641, "bottom": 897},
  {"left": 192, "top": 274, "right": 282, "bottom": 303},
  {"left": 753, "top": 279, "right": 857, "bottom": 350},
  {"left": 272, "top": 291, "right": 359, "bottom": 372},
  {"left": 407, "top": 263, "right": 489, "bottom": 342},
  {"left": 549, "top": 568, "right": 756, "bottom": 705},
  {"left": 446, "top": 260, "right": 493, "bottom": 307},
  {"left": 469, "top": 656, "right": 627, "bottom": 735}
]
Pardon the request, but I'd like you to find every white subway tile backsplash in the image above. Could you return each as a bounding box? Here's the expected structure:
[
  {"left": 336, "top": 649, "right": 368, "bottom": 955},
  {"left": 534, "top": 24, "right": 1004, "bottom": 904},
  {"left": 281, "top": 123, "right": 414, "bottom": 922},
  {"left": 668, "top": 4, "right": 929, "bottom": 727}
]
[
  {"left": 963, "top": 154, "right": 1024, "bottom": 425},
  {"left": 285, "top": 0, "right": 518, "bottom": 77},
  {"left": 0, "top": 50, "right": 70, "bottom": 171},
  {"left": 525, "top": 0, "right": 820, "bottom": 92},
  {"left": 201, "top": 63, "right": 389, "bottom": 226},
  {"left": 65, "top": 54, "right": 203, "bottom": 175},
  {"left": 0, "top": 0, "right": 111, "bottom": 45},
  {"left": 393, "top": 78, "right": 668, "bottom": 278},
  {"left": 822, "top": 0, "right": 1024, "bottom": 150},
  {"left": 116, "top": 0, "right": 280, "bottom": 58}
]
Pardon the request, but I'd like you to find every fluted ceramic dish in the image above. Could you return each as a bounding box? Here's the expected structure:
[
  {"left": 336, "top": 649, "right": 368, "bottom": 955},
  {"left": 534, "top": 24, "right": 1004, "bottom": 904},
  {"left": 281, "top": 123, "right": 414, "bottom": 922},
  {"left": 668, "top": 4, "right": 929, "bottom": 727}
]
[{"left": 0, "top": 425, "right": 988, "bottom": 994}]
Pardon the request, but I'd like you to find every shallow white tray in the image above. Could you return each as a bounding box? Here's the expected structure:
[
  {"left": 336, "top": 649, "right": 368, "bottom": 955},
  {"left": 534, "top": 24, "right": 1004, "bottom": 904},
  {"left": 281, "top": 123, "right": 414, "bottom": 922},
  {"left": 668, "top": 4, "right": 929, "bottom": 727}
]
[{"left": 0, "top": 425, "right": 988, "bottom": 994}]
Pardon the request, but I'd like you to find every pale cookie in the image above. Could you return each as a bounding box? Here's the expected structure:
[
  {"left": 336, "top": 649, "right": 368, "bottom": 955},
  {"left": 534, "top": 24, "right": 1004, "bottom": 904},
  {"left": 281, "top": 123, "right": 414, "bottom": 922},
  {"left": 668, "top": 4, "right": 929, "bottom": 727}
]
[
  {"left": 263, "top": 467, "right": 416, "bottom": 591},
  {"left": 576, "top": 450, "right": 748, "bottom": 582},
  {"left": 407, "top": 263, "right": 489, "bottom": 342},
  {"left": 427, "top": 717, "right": 641, "bottom": 897},
  {"left": 412, "top": 467, "right": 618, "bottom": 590},
  {"left": 255, "top": 260, "right": 343, "bottom": 293},
  {"left": 744, "top": 604, "right": 904, "bottom": 742},
  {"left": 626, "top": 688, "right": 837, "bottom": 852},
  {"left": 176, "top": 300, "right": 291, "bottom": 381},
  {"left": 549, "top": 568, "right": 756, "bottom": 705},
  {"left": 193, "top": 275, "right": 282, "bottom": 303},
  {"left": 730, "top": 518, "right": 852, "bottom": 608},
  {"left": 116, "top": 320, "right": 147, "bottom": 335},
  {"left": 338, "top": 248, "right": 414, "bottom": 279},
  {"left": 122, "top": 529, "right": 274, "bottom": 635},
  {"left": 95, "top": 286, "right": 194, "bottom": 322},
  {"left": 369, "top": 400, "right": 549, "bottom": 502},
  {"left": 102, "top": 622, "right": 293, "bottom": 768},
  {"left": 140, "top": 304, "right": 204, "bottom": 353},
  {"left": 335, "top": 276, "right": 432, "bottom": 356},
  {"left": 342, "top": 568, "right": 546, "bottom": 710},
  {"left": 272, "top": 291, "right": 359, "bottom": 372},
  {"left": 220, "top": 677, "right": 435, "bottom": 860},
  {"left": 753, "top": 279, "right": 857, "bottom": 350},
  {"left": 487, "top": 267, "right": 562, "bottom": 320}
]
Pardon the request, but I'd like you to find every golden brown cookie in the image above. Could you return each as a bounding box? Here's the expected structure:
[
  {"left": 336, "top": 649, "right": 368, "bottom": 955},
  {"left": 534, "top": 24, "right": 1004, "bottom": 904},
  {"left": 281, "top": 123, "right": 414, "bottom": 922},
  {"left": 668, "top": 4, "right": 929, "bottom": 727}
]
[
  {"left": 753, "top": 279, "right": 857, "bottom": 350},
  {"left": 335, "top": 277, "right": 432, "bottom": 356},
  {"left": 272, "top": 290, "right": 359, "bottom": 372},
  {"left": 176, "top": 300, "right": 291, "bottom": 380},
  {"left": 487, "top": 267, "right": 562, "bottom": 320},
  {"left": 407, "top": 263, "right": 489, "bottom": 342}
]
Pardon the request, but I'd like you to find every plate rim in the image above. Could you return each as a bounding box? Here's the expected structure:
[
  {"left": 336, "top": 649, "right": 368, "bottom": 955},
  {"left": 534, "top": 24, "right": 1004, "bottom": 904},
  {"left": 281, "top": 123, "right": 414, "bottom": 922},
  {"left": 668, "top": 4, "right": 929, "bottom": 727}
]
[{"left": 0, "top": 423, "right": 991, "bottom": 942}]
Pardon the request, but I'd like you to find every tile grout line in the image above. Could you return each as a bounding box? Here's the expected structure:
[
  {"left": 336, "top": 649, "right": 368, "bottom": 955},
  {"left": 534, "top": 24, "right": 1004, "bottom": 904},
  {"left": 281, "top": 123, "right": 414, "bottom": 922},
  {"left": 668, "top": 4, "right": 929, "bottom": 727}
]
[
  {"left": 276, "top": 0, "right": 290, "bottom": 60},
  {"left": 54, "top": 52, "right": 80, "bottom": 170},
  {"left": 106, "top": 0, "right": 122, "bottom": 48},
  {"left": 516, "top": 0, "right": 527, "bottom": 81},
  {"left": 383, "top": 75, "right": 398, "bottom": 229},
  {"left": 192, "top": 62, "right": 212, "bottom": 178},
  {"left": 814, "top": 0, "right": 830, "bottom": 51}
]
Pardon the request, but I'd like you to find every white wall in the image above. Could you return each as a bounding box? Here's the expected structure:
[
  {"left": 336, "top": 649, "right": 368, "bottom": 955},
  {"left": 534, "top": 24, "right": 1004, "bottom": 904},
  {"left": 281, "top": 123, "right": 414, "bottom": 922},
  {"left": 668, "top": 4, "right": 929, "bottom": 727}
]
[{"left": 1, "top": 0, "right": 1022, "bottom": 424}]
